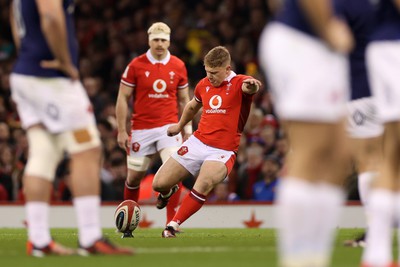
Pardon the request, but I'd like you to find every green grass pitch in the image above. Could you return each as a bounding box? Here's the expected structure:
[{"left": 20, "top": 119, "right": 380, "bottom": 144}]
[{"left": 0, "top": 228, "right": 372, "bottom": 267}]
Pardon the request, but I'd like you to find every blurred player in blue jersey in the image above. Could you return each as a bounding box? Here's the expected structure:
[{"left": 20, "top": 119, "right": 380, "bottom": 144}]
[
  {"left": 336, "top": 0, "right": 384, "bottom": 249},
  {"left": 259, "top": 0, "right": 353, "bottom": 266},
  {"left": 361, "top": 1, "right": 400, "bottom": 266},
  {"left": 9, "top": 0, "right": 132, "bottom": 256}
]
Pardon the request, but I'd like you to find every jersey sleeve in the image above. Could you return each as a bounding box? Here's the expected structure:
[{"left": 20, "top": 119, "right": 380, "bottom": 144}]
[
  {"left": 194, "top": 82, "right": 202, "bottom": 103},
  {"left": 120, "top": 61, "right": 136, "bottom": 88},
  {"left": 177, "top": 62, "right": 189, "bottom": 89}
]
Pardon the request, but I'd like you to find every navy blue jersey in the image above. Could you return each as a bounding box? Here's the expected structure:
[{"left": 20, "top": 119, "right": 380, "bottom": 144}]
[
  {"left": 370, "top": 0, "right": 400, "bottom": 41},
  {"left": 276, "top": 0, "right": 317, "bottom": 37},
  {"left": 335, "top": 0, "right": 374, "bottom": 100},
  {"left": 12, "top": 0, "right": 78, "bottom": 77}
]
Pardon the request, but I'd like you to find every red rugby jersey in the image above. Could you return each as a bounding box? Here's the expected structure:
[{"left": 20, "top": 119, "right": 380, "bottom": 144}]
[
  {"left": 193, "top": 72, "right": 254, "bottom": 152},
  {"left": 120, "top": 50, "right": 188, "bottom": 130}
]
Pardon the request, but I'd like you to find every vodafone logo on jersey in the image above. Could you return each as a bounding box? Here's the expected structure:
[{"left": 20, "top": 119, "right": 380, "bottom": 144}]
[
  {"left": 205, "top": 95, "right": 226, "bottom": 114},
  {"left": 148, "top": 79, "right": 169, "bottom": 99},
  {"left": 153, "top": 79, "right": 167, "bottom": 93}
]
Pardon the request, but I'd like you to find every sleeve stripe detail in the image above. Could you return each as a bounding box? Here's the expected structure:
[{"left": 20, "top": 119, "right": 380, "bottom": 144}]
[
  {"left": 178, "top": 83, "right": 189, "bottom": 89},
  {"left": 194, "top": 96, "right": 202, "bottom": 103},
  {"left": 120, "top": 80, "right": 135, "bottom": 87}
]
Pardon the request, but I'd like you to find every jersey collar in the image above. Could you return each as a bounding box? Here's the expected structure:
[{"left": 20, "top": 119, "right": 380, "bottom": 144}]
[
  {"left": 225, "top": 71, "right": 237, "bottom": 82},
  {"left": 146, "top": 50, "right": 171, "bottom": 65}
]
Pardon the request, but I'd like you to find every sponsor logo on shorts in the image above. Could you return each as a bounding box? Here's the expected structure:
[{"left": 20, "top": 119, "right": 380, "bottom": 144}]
[
  {"left": 132, "top": 142, "right": 140, "bottom": 152},
  {"left": 46, "top": 103, "right": 60, "bottom": 120},
  {"left": 177, "top": 146, "right": 188, "bottom": 156},
  {"left": 353, "top": 110, "right": 366, "bottom": 126}
]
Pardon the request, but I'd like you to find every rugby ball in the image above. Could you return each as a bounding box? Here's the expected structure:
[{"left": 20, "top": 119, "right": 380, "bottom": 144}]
[{"left": 114, "top": 200, "right": 141, "bottom": 232}]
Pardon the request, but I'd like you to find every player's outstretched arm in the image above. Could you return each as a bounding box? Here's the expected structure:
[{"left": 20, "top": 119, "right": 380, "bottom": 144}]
[
  {"left": 167, "top": 98, "right": 202, "bottom": 137},
  {"left": 242, "top": 78, "right": 262, "bottom": 95}
]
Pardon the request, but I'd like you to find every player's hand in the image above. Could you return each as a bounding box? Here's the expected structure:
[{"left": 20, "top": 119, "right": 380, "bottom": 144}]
[
  {"left": 242, "top": 78, "right": 262, "bottom": 94},
  {"left": 117, "top": 131, "right": 129, "bottom": 149},
  {"left": 167, "top": 124, "right": 182, "bottom": 137},
  {"left": 40, "top": 60, "right": 79, "bottom": 80},
  {"left": 243, "top": 78, "right": 262, "bottom": 88},
  {"left": 323, "top": 18, "right": 354, "bottom": 54}
]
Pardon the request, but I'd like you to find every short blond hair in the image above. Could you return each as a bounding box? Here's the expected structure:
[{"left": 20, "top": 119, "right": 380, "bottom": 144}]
[
  {"left": 204, "top": 46, "right": 231, "bottom": 68},
  {"left": 147, "top": 22, "right": 171, "bottom": 41}
]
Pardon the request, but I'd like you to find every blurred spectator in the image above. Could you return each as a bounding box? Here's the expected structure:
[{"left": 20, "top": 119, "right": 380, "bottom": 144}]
[
  {"left": 236, "top": 143, "right": 265, "bottom": 200},
  {"left": 207, "top": 179, "right": 239, "bottom": 203},
  {"left": 244, "top": 107, "right": 264, "bottom": 138},
  {"left": 252, "top": 155, "right": 281, "bottom": 201},
  {"left": 0, "top": 122, "right": 11, "bottom": 145}
]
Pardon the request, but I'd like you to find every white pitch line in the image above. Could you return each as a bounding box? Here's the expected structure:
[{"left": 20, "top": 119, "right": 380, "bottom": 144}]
[{"left": 136, "top": 246, "right": 269, "bottom": 254}]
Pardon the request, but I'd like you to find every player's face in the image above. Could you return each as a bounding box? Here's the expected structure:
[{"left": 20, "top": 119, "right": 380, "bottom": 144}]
[
  {"left": 149, "top": 38, "right": 170, "bottom": 59},
  {"left": 205, "top": 65, "right": 231, "bottom": 87}
]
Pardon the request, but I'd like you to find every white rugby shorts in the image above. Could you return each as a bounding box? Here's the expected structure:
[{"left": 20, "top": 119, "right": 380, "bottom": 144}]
[
  {"left": 171, "top": 135, "right": 236, "bottom": 177},
  {"left": 10, "top": 74, "right": 96, "bottom": 133},
  {"left": 367, "top": 41, "right": 400, "bottom": 123},
  {"left": 128, "top": 124, "right": 182, "bottom": 157},
  {"left": 259, "top": 22, "right": 349, "bottom": 122}
]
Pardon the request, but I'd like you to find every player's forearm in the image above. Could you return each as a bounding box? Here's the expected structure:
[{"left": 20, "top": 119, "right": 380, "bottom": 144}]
[
  {"left": 10, "top": 3, "right": 20, "bottom": 51},
  {"left": 179, "top": 101, "right": 193, "bottom": 132},
  {"left": 178, "top": 102, "right": 199, "bottom": 129},
  {"left": 39, "top": 12, "right": 72, "bottom": 65},
  {"left": 177, "top": 88, "right": 193, "bottom": 131},
  {"left": 178, "top": 98, "right": 188, "bottom": 117},
  {"left": 299, "top": 0, "right": 333, "bottom": 39},
  {"left": 115, "top": 96, "right": 129, "bottom": 133}
]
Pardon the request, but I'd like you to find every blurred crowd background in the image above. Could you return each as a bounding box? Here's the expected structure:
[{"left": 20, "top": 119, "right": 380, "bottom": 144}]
[{"left": 0, "top": 0, "right": 317, "bottom": 203}]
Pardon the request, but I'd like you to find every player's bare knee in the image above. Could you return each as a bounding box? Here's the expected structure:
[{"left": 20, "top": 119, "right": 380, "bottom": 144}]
[
  {"left": 152, "top": 178, "right": 163, "bottom": 192},
  {"left": 126, "top": 169, "right": 145, "bottom": 186},
  {"left": 152, "top": 175, "right": 169, "bottom": 192}
]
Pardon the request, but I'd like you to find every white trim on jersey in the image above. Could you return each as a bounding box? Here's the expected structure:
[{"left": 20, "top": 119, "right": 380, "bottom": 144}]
[
  {"left": 194, "top": 96, "right": 202, "bottom": 103},
  {"left": 178, "top": 83, "right": 189, "bottom": 89},
  {"left": 120, "top": 80, "right": 135, "bottom": 88}
]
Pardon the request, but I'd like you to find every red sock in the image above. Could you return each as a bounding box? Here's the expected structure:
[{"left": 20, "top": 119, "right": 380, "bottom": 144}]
[
  {"left": 166, "top": 182, "right": 183, "bottom": 223},
  {"left": 123, "top": 181, "right": 140, "bottom": 202},
  {"left": 171, "top": 189, "right": 206, "bottom": 225}
]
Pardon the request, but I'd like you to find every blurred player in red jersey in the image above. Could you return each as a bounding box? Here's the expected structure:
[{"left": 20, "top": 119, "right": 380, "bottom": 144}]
[
  {"left": 116, "top": 22, "right": 191, "bottom": 237},
  {"left": 151, "top": 46, "right": 261, "bottom": 237}
]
